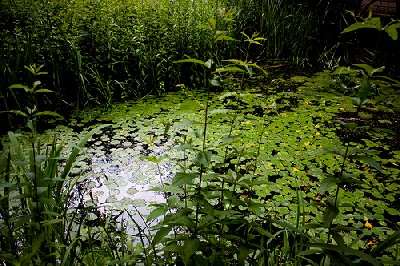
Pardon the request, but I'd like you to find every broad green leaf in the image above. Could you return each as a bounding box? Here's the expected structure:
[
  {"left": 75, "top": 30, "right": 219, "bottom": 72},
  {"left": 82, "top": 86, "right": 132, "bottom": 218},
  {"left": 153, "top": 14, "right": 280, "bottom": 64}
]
[
  {"left": 254, "top": 37, "right": 267, "bottom": 41},
  {"left": 197, "top": 23, "right": 211, "bottom": 31},
  {"left": 208, "top": 17, "right": 216, "bottom": 30},
  {"left": 384, "top": 23, "right": 400, "bottom": 40},
  {"left": 9, "top": 84, "right": 29, "bottom": 92},
  {"left": 147, "top": 206, "right": 168, "bottom": 221},
  {"left": 349, "top": 155, "right": 381, "bottom": 171},
  {"left": 21, "top": 233, "right": 44, "bottom": 264},
  {"left": 248, "top": 203, "right": 265, "bottom": 216},
  {"left": 238, "top": 245, "right": 251, "bottom": 264},
  {"left": 209, "top": 108, "right": 230, "bottom": 116},
  {"left": 323, "top": 203, "right": 339, "bottom": 227},
  {"left": 332, "top": 66, "right": 354, "bottom": 75},
  {"left": 172, "top": 172, "right": 197, "bottom": 186},
  {"left": 210, "top": 76, "right": 221, "bottom": 87},
  {"left": 353, "top": 64, "right": 384, "bottom": 77},
  {"left": 251, "top": 225, "right": 273, "bottom": 238},
  {"left": 179, "top": 100, "right": 201, "bottom": 112},
  {"left": 167, "top": 195, "right": 179, "bottom": 207},
  {"left": 194, "top": 151, "right": 212, "bottom": 167},
  {"left": 342, "top": 17, "right": 382, "bottom": 34},
  {"left": 42, "top": 211, "right": 61, "bottom": 217},
  {"left": 152, "top": 226, "right": 172, "bottom": 245},
  {"left": 182, "top": 238, "right": 200, "bottom": 266},
  {"left": 162, "top": 243, "right": 182, "bottom": 252},
  {"left": 320, "top": 177, "right": 339, "bottom": 193},
  {"left": 33, "top": 111, "right": 62, "bottom": 118}
]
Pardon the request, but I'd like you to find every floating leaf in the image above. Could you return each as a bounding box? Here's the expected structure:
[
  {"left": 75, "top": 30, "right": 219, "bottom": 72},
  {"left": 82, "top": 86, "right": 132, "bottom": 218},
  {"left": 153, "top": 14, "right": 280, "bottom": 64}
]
[{"left": 179, "top": 100, "right": 201, "bottom": 112}]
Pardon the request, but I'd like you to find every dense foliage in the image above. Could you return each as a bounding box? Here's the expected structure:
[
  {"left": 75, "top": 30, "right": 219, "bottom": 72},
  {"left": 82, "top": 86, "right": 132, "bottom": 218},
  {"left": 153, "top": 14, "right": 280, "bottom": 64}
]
[
  {"left": 0, "top": 0, "right": 357, "bottom": 130},
  {"left": 0, "top": 0, "right": 399, "bottom": 265}
]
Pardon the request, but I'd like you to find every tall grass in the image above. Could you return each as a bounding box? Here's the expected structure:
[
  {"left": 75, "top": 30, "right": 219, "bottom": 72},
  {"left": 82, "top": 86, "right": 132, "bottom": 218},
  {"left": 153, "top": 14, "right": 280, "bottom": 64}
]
[
  {"left": 0, "top": 0, "right": 225, "bottom": 126},
  {"left": 0, "top": 0, "right": 353, "bottom": 129}
]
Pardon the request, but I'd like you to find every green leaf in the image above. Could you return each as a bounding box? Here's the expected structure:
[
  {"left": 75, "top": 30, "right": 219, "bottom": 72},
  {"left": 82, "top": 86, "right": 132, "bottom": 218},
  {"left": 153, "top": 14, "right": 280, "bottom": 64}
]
[
  {"left": 205, "top": 59, "right": 213, "bottom": 69},
  {"left": 147, "top": 206, "right": 168, "bottom": 221},
  {"left": 223, "top": 59, "right": 246, "bottom": 66},
  {"left": 174, "top": 58, "right": 206, "bottom": 66},
  {"left": 342, "top": 17, "right": 382, "bottom": 34},
  {"left": 41, "top": 219, "right": 63, "bottom": 226},
  {"left": 34, "top": 89, "right": 54, "bottom": 93},
  {"left": 306, "top": 243, "right": 382, "bottom": 266},
  {"left": 332, "top": 66, "right": 354, "bottom": 75},
  {"left": 353, "top": 64, "right": 384, "bottom": 77},
  {"left": 194, "top": 151, "right": 212, "bottom": 167},
  {"left": 251, "top": 225, "right": 273, "bottom": 238},
  {"left": 21, "top": 234, "right": 44, "bottom": 264},
  {"left": 152, "top": 226, "right": 172, "bottom": 245},
  {"left": 320, "top": 177, "right": 339, "bottom": 193},
  {"left": 323, "top": 203, "right": 339, "bottom": 227},
  {"left": 36, "top": 187, "right": 48, "bottom": 194},
  {"left": 38, "top": 197, "right": 56, "bottom": 206},
  {"left": 182, "top": 238, "right": 200, "bottom": 266},
  {"left": 349, "top": 155, "right": 381, "bottom": 171},
  {"left": 238, "top": 245, "right": 251, "bottom": 264},
  {"left": 384, "top": 23, "right": 400, "bottom": 40},
  {"left": 0, "top": 110, "right": 28, "bottom": 117},
  {"left": 172, "top": 172, "right": 197, "bottom": 186},
  {"left": 9, "top": 84, "right": 29, "bottom": 92},
  {"left": 33, "top": 111, "right": 62, "bottom": 118},
  {"left": 248, "top": 203, "right": 265, "bottom": 216},
  {"left": 179, "top": 100, "right": 201, "bottom": 112},
  {"left": 215, "top": 35, "right": 237, "bottom": 41},
  {"left": 215, "top": 66, "right": 246, "bottom": 73},
  {"left": 32, "top": 80, "right": 41, "bottom": 89},
  {"left": 208, "top": 17, "right": 216, "bottom": 30}
]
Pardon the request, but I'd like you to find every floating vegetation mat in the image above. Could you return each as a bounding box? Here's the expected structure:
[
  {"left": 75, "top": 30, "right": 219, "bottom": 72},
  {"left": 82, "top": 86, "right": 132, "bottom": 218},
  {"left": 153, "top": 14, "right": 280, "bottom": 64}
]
[{"left": 5, "top": 71, "right": 398, "bottom": 248}]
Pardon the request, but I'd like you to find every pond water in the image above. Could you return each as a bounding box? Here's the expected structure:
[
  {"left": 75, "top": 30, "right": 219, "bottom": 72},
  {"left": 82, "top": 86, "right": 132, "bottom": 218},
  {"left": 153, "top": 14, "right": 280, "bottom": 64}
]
[{"left": 40, "top": 72, "right": 399, "bottom": 236}]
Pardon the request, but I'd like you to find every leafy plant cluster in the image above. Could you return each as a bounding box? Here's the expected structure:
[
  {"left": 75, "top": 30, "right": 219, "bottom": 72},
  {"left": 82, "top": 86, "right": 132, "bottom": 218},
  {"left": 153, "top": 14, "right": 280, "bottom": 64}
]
[
  {"left": 0, "top": 0, "right": 362, "bottom": 132},
  {"left": 1, "top": 4, "right": 400, "bottom": 266}
]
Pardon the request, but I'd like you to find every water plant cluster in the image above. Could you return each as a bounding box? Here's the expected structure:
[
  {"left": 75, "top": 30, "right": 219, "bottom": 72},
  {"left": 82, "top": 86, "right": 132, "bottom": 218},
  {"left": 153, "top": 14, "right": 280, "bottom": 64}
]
[{"left": 1, "top": 0, "right": 400, "bottom": 265}]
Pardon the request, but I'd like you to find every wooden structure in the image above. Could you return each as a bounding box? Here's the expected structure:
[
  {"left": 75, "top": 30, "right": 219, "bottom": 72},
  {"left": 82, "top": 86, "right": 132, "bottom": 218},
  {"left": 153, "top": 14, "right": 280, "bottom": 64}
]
[{"left": 361, "top": 0, "right": 399, "bottom": 16}]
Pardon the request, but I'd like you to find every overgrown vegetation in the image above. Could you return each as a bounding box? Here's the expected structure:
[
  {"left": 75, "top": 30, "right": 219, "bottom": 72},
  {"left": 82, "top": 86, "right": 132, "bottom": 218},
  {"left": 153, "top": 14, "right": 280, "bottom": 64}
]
[{"left": 1, "top": 0, "right": 399, "bottom": 265}]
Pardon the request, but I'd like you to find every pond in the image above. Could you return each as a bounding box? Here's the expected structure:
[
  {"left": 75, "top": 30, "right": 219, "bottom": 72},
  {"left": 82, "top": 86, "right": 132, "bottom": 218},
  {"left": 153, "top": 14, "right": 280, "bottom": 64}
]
[{"left": 36, "top": 71, "right": 400, "bottom": 245}]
